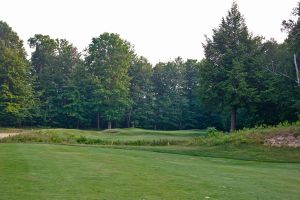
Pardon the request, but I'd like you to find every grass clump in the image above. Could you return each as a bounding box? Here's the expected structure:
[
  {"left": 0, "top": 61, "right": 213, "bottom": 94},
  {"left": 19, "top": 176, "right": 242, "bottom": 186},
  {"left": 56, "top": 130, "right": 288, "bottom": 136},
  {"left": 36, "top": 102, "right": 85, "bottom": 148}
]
[
  {"left": 191, "top": 122, "right": 300, "bottom": 147},
  {"left": 0, "top": 131, "right": 76, "bottom": 144},
  {"left": 75, "top": 135, "right": 185, "bottom": 146},
  {"left": 0, "top": 131, "right": 187, "bottom": 146}
]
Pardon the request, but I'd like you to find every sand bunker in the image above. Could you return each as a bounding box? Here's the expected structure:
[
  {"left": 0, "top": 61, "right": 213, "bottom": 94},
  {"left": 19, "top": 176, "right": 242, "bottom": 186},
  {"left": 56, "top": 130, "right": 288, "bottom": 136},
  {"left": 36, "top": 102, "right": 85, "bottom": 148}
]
[{"left": 0, "top": 133, "right": 20, "bottom": 139}]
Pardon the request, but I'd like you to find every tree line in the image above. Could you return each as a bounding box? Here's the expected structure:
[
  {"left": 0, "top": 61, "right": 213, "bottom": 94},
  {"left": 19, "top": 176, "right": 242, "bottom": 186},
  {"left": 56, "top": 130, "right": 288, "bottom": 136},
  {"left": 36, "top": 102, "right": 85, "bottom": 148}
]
[{"left": 0, "top": 2, "right": 299, "bottom": 131}]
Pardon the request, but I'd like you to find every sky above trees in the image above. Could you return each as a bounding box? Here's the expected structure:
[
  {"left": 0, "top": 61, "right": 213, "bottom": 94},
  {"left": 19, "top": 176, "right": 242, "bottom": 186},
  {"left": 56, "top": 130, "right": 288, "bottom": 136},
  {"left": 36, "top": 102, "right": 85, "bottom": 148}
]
[{"left": 0, "top": 0, "right": 298, "bottom": 64}]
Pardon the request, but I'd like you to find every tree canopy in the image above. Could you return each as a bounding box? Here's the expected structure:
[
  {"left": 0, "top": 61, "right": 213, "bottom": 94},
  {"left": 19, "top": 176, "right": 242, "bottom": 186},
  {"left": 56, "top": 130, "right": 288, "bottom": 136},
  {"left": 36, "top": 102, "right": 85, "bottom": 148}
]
[
  {"left": 0, "top": 21, "right": 34, "bottom": 126},
  {"left": 200, "top": 2, "right": 266, "bottom": 131},
  {"left": 85, "top": 33, "right": 132, "bottom": 129},
  {"left": 0, "top": 2, "right": 299, "bottom": 131}
]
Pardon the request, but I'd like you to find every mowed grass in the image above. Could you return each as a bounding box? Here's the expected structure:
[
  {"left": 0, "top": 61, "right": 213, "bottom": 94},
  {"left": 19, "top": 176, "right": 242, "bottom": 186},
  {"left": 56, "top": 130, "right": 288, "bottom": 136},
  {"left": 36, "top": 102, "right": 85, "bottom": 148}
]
[
  {"left": 1, "top": 143, "right": 300, "bottom": 200},
  {"left": 1, "top": 126, "right": 300, "bottom": 199},
  {"left": 117, "top": 144, "right": 300, "bottom": 163}
]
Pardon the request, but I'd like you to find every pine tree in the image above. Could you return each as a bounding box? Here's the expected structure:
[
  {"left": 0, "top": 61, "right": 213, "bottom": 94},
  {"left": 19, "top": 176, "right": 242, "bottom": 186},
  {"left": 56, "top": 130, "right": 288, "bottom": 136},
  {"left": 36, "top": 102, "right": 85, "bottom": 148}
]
[{"left": 200, "top": 2, "right": 264, "bottom": 131}]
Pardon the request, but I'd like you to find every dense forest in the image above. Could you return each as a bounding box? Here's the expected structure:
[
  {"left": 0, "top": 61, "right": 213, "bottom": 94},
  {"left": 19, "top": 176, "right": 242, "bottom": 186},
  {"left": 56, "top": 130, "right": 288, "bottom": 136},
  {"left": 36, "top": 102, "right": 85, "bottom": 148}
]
[{"left": 0, "top": 2, "right": 299, "bottom": 131}]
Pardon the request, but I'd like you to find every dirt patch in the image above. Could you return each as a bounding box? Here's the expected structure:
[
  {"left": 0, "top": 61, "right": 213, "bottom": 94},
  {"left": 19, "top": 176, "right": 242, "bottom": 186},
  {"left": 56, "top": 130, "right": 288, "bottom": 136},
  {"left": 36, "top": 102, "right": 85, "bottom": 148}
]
[
  {"left": 102, "top": 129, "right": 120, "bottom": 134},
  {"left": 264, "top": 133, "right": 300, "bottom": 148},
  {"left": 0, "top": 133, "right": 20, "bottom": 139}
]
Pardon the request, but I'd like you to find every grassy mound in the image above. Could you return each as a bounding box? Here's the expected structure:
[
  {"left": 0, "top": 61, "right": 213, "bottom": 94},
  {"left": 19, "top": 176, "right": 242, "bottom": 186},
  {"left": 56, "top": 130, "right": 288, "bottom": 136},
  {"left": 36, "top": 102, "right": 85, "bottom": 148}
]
[
  {"left": 1, "top": 122, "right": 299, "bottom": 147},
  {"left": 1, "top": 122, "right": 299, "bottom": 162}
]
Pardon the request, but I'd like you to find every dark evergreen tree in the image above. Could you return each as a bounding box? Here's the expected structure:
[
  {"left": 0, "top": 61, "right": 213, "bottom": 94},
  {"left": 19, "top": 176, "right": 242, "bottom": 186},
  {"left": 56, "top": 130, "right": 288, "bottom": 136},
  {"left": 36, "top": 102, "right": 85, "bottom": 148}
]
[{"left": 200, "top": 2, "right": 265, "bottom": 131}]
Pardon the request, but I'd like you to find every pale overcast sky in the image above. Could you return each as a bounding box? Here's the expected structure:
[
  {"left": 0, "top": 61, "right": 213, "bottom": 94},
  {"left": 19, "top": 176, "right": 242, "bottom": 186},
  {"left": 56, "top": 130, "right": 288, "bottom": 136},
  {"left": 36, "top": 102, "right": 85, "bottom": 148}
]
[{"left": 0, "top": 0, "right": 298, "bottom": 64}]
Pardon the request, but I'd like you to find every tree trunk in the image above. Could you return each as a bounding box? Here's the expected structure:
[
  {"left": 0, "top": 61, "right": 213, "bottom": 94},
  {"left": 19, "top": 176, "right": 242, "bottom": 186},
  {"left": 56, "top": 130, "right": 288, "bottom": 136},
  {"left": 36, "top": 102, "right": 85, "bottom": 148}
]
[
  {"left": 294, "top": 54, "right": 300, "bottom": 86},
  {"left": 16, "top": 121, "right": 21, "bottom": 128},
  {"left": 230, "top": 108, "right": 236, "bottom": 132},
  {"left": 108, "top": 121, "right": 112, "bottom": 129},
  {"left": 97, "top": 112, "right": 100, "bottom": 129},
  {"left": 127, "top": 114, "right": 131, "bottom": 128}
]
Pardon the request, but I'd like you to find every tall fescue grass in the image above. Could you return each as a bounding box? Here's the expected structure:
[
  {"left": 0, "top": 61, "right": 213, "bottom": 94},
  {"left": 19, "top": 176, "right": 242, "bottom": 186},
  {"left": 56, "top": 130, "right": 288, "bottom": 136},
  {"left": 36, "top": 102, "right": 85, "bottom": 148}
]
[
  {"left": 1, "top": 120, "right": 299, "bottom": 147},
  {"left": 0, "top": 131, "right": 186, "bottom": 146},
  {"left": 192, "top": 121, "right": 300, "bottom": 146}
]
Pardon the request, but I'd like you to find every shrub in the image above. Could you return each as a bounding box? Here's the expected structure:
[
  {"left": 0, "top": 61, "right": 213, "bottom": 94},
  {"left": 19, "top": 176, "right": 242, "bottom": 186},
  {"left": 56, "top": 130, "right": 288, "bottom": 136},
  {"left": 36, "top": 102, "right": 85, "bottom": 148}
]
[
  {"left": 76, "top": 136, "right": 88, "bottom": 144},
  {"left": 206, "top": 127, "right": 223, "bottom": 137}
]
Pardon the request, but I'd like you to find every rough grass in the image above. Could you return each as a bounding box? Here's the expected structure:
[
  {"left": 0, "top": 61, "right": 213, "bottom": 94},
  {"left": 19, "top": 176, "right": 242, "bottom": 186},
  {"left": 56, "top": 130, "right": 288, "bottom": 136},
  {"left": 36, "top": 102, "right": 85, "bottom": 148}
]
[
  {"left": 0, "top": 123, "right": 299, "bottom": 162},
  {"left": 192, "top": 123, "right": 300, "bottom": 146},
  {"left": 1, "top": 123, "right": 299, "bottom": 147},
  {"left": 0, "top": 128, "right": 206, "bottom": 146}
]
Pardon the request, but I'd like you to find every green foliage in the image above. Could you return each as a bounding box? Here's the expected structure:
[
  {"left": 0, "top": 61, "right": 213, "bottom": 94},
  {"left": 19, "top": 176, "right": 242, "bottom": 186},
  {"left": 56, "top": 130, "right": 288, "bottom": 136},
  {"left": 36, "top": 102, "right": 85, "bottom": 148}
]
[
  {"left": 76, "top": 135, "right": 88, "bottom": 143},
  {"left": 28, "top": 34, "right": 83, "bottom": 127},
  {"left": 256, "top": 39, "right": 300, "bottom": 126},
  {"left": 128, "top": 56, "right": 154, "bottom": 128},
  {"left": 206, "top": 127, "right": 221, "bottom": 137},
  {"left": 0, "top": 21, "right": 35, "bottom": 126},
  {"left": 152, "top": 58, "right": 189, "bottom": 129},
  {"left": 282, "top": 1, "right": 300, "bottom": 55},
  {"left": 192, "top": 121, "right": 300, "bottom": 147},
  {"left": 182, "top": 59, "right": 220, "bottom": 129},
  {"left": 85, "top": 33, "right": 132, "bottom": 128},
  {"left": 1, "top": 1, "right": 300, "bottom": 131},
  {"left": 200, "top": 2, "right": 266, "bottom": 131}
]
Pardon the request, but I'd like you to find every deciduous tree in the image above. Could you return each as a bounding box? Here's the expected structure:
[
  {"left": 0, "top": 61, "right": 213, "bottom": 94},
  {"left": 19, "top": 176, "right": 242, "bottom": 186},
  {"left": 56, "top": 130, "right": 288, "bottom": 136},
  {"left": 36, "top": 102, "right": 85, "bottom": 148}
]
[
  {"left": 85, "top": 33, "right": 132, "bottom": 129},
  {"left": 0, "top": 21, "right": 34, "bottom": 126}
]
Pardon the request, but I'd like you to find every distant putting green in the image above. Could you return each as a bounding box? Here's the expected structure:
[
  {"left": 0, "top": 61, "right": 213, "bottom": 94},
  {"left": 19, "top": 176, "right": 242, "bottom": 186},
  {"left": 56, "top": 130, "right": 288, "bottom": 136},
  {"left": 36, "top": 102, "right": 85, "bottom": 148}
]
[{"left": 0, "top": 143, "right": 299, "bottom": 200}]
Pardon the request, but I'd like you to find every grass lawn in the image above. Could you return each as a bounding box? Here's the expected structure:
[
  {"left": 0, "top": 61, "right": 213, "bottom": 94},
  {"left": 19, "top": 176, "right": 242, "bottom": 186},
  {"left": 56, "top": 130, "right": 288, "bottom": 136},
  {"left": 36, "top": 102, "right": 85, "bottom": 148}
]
[{"left": 0, "top": 143, "right": 300, "bottom": 200}]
